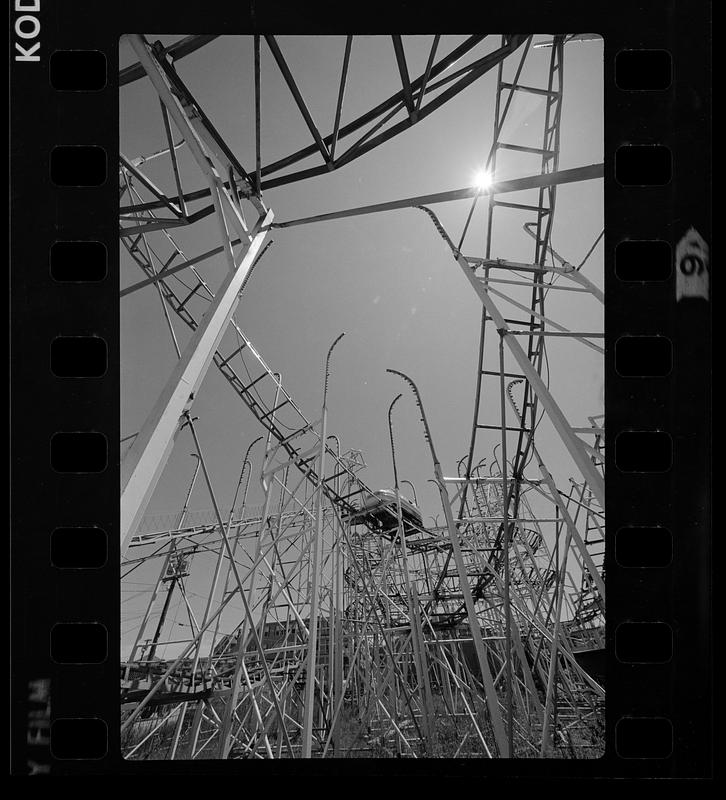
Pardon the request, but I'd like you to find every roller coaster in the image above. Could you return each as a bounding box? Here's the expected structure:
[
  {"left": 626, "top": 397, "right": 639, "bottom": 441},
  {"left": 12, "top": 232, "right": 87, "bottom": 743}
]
[{"left": 120, "top": 34, "right": 605, "bottom": 759}]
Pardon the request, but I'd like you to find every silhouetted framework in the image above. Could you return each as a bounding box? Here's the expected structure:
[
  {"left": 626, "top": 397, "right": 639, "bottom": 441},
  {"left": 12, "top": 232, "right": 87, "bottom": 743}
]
[{"left": 120, "top": 34, "right": 604, "bottom": 759}]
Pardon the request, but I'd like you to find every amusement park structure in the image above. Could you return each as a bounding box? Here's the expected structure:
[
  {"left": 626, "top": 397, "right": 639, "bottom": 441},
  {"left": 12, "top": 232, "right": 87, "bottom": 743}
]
[{"left": 119, "top": 33, "right": 605, "bottom": 759}]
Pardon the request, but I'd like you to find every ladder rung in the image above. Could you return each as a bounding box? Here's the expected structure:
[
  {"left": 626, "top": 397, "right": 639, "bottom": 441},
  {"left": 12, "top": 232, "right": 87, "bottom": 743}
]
[
  {"left": 258, "top": 399, "right": 289, "bottom": 421},
  {"left": 501, "top": 82, "right": 559, "bottom": 97},
  {"left": 238, "top": 372, "right": 267, "bottom": 394},
  {"left": 218, "top": 343, "right": 248, "bottom": 368},
  {"left": 481, "top": 370, "right": 526, "bottom": 378},
  {"left": 498, "top": 142, "right": 555, "bottom": 156},
  {"left": 323, "top": 470, "right": 350, "bottom": 483},
  {"left": 277, "top": 424, "right": 314, "bottom": 446},
  {"left": 483, "top": 316, "right": 541, "bottom": 328},
  {"left": 476, "top": 424, "right": 530, "bottom": 432},
  {"left": 491, "top": 200, "right": 551, "bottom": 214},
  {"left": 178, "top": 283, "right": 202, "bottom": 310}
]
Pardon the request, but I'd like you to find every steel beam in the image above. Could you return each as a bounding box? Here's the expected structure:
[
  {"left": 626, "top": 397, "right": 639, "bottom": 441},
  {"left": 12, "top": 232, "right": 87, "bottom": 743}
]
[
  {"left": 392, "top": 36, "right": 415, "bottom": 119},
  {"left": 330, "top": 36, "right": 353, "bottom": 162},
  {"left": 120, "top": 35, "right": 219, "bottom": 86},
  {"left": 260, "top": 35, "right": 487, "bottom": 177},
  {"left": 418, "top": 206, "right": 605, "bottom": 508},
  {"left": 265, "top": 35, "right": 331, "bottom": 164},
  {"left": 121, "top": 34, "right": 277, "bottom": 553},
  {"left": 272, "top": 164, "right": 603, "bottom": 228},
  {"left": 459, "top": 263, "right": 605, "bottom": 507},
  {"left": 120, "top": 213, "right": 272, "bottom": 553}
]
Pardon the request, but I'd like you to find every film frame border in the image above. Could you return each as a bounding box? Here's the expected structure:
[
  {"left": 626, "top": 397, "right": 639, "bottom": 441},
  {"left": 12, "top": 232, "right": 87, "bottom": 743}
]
[{"left": 10, "top": 0, "right": 712, "bottom": 777}]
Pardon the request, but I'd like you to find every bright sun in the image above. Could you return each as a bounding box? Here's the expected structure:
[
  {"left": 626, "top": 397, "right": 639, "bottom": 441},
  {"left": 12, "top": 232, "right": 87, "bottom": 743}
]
[{"left": 473, "top": 169, "right": 493, "bottom": 191}]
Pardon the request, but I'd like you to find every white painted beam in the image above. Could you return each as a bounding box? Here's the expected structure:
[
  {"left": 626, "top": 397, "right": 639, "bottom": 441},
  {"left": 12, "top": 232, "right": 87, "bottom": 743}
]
[{"left": 120, "top": 214, "right": 272, "bottom": 554}]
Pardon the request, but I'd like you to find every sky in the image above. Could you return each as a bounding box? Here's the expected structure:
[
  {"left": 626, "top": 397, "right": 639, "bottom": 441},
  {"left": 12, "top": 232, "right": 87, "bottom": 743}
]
[{"left": 119, "top": 35, "right": 603, "bottom": 657}]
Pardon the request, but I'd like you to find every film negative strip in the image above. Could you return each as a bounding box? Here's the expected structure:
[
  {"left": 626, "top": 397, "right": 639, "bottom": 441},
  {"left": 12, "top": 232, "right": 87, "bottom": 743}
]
[{"left": 10, "top": 1, "right": 711, "bottom": 777}]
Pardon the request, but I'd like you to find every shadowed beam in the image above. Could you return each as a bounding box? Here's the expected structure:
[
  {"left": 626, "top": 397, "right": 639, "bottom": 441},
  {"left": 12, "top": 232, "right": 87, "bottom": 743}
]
[
  {"left": 120, "top": 239, "right": 243, "bottom": 297},
  {"left": 391, "top": 36, "right": 416, "bottom": 120},
  {"left": 119, "top": 203, "right": 216, "bottom": 238},
  {"left": 272, "top": 163, "right": 604, "bottom": 229},
  {"left": 264, "top": 35, "right": 331, "bottom": 164},
  {"left": 330, "top": 36, "right": 353, "bottom": 162},
  {"left": 261, "top": 35, "right": 487, "bottom": 178},
  {"left": 415, "top": 35, "right": 440, "bottom": 113},
  {"left": 331, "top": 35, "right": 528, "bottom": 172},
  {"left": 120, "top": 238, "right": 274, "bottom": 298},
  {"left": 120, "top": 35, "right": 219, "bottom": 86},
  {"left": 116, "top": 38, "right": 499, "bottom": 215},
  {"left": 119, "top": 154, "right": 183, "bottom": 217}
]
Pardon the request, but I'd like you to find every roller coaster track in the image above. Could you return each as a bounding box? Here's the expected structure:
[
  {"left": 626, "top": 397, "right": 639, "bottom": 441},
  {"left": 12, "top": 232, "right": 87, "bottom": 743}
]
[{"left": 120, "top": 183, "right": 378, "bottom": 522}]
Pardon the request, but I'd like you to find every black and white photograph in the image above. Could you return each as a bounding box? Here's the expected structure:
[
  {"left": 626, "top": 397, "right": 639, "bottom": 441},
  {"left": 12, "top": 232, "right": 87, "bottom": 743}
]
[
  {"left": 9, "top": 0, "right": 715, "bottom": 779},
  {"left": 118, "top": 34, "right": 606, "bottom": 760},
  {"left": 118, "top": 33, "right": 606, "bottom": 760}
]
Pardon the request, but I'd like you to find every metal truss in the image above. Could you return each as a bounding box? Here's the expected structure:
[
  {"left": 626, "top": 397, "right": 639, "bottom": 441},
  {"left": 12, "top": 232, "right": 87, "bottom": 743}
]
[{"left": 120, "top": 34, "right": 604, "bottom": 759}]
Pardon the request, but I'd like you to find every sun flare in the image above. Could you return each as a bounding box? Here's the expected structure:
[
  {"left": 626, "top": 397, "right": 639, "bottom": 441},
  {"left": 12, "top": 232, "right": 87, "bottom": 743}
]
[{"left": 473, "top": 168, "right": 493, "bottom": 191}]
